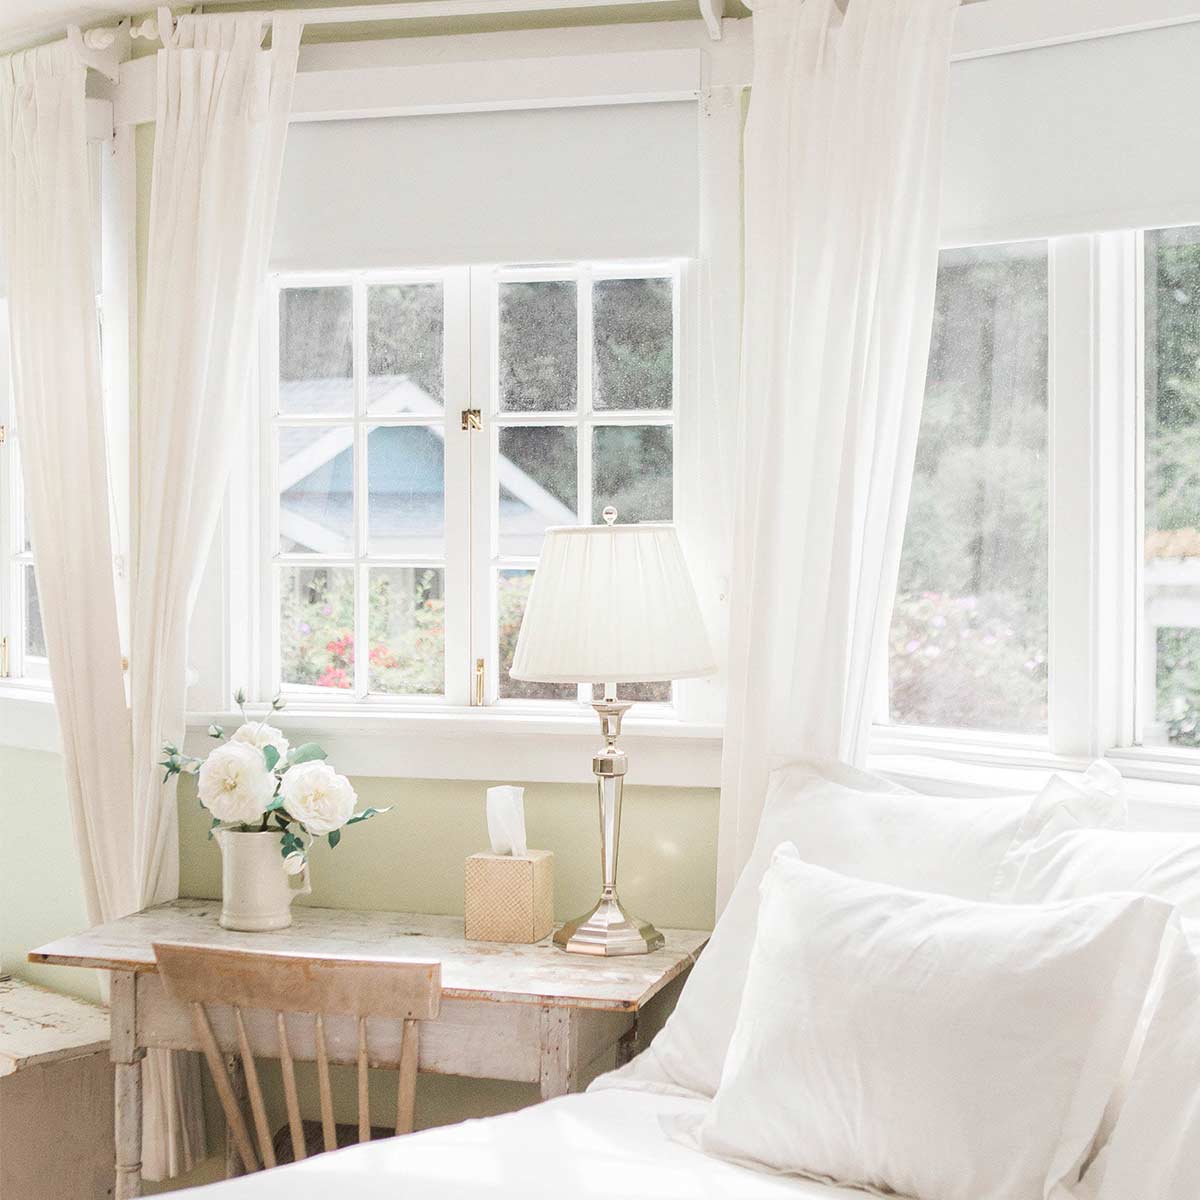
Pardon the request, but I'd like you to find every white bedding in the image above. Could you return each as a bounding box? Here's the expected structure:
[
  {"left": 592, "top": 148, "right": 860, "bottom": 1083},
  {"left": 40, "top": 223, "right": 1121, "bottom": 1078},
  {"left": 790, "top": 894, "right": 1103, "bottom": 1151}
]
[{"left": 186, "top": 1088, "right": 868, "bottom": 1200}]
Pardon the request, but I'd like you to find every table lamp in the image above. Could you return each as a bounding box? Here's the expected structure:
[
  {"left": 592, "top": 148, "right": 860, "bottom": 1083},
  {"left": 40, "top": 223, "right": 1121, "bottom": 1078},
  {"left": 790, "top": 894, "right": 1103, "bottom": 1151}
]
[{"left": 510, "top": 508, "right": 716, "bottom": 955}]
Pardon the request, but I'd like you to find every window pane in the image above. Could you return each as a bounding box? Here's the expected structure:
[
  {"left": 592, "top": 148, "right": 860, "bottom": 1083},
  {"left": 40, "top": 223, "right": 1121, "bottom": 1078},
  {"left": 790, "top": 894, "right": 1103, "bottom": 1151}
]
[
  {"left": 367, "top": 425, "right": 444, "bottom": 556},
  {"left": 592, "top": 425, "right": 672, "bottom": 524},
  {"left": 498, "top": 426, "right": 577, "bottom": 556},
  {"left": 368, "top": 567, "right": 444, "bottom": 696},
  {"left": 889, "top": 241, "right": 1049, "bottom": 734},
  {"left": 593, "top": 277, "right": 673, "bottom": 411},
  {"left": 498, "top": 281, "right": 576, "bottom": 412},
  {"left": 279, "top": 566, "right": 354, "bottom": 690},
  {"left": 24, "top": 564, "right": 46, "bottom": 658},
  {"left": 497, "top": 569, "right": 577, "bottom": 701},
  {"left": 1144, "top": 225, "right": 1200, "bottom": 745},
  {"left": 368, "top": 283, "right": 443, "bottom": 413},
  {"left": 279, "top": 287, "right": 353, "bottom": 415},
  {"left": 277, "top": 426, "right": 354, "bottom": 555},
  {"left": 591, "top": 681, "right": 671, "bottom": 704}
]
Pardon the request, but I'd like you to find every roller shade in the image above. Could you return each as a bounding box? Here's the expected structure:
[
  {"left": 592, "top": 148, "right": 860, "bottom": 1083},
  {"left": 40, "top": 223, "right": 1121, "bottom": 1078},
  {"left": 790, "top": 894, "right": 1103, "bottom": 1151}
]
[
  {"left": 270, "top": 101, "right": 699, "bottom": 270},
  {"left": 942, "top": 22, "right": 1200, "bottom": 246}
]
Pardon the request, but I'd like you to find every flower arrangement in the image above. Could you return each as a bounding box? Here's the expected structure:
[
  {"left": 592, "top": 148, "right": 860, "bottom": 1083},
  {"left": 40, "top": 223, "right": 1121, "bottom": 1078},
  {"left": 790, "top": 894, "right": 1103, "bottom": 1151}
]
[{"left": 161, "top": 689, "right": 388, "bottom": 874}]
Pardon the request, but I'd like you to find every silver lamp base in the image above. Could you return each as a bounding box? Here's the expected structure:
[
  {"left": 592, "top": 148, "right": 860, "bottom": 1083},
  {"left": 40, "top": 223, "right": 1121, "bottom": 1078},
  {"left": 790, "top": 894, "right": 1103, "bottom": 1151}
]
[
  {"left": 554, "top": 895, "right": 664, "bottom": 956},
  {"left": 556, "top": 692, "right": 664, "bottom": 957}
]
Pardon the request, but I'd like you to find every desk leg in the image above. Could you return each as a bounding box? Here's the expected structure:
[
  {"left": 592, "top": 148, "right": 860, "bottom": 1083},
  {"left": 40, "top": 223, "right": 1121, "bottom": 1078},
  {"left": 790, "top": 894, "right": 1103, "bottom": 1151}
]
[
  {"left": 111, "top": 971, "right": 145, "bottom": 1200},
  {"left": 539, "top": 1006, "right": 578, "bottom": 1100}
]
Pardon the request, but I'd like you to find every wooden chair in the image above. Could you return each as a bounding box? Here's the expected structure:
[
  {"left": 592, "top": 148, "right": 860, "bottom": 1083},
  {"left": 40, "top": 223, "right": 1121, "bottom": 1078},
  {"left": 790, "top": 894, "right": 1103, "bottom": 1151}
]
[{"left": 153, "top": 941, "right": 441, "bottom": 1175}]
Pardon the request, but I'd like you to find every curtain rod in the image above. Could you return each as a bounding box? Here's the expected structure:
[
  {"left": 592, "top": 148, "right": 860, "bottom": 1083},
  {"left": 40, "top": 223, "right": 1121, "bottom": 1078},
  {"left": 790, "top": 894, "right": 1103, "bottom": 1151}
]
[{"left": 81, "top": 0, "right": 724, "bottom": 48}]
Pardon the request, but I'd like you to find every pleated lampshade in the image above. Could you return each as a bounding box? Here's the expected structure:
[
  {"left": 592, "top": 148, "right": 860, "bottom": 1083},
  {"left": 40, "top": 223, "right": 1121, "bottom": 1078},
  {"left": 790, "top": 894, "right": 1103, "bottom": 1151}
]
[{"left": 510, "top": 519, "right": 716, "bottom": 684}]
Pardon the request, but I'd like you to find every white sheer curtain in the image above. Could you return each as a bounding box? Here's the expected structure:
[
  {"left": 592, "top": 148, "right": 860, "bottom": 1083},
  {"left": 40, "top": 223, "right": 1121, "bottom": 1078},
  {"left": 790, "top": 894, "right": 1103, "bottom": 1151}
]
[
  {"left": 132, "top": 10, "right": 301, "bottom": 1178},
  {"left": 717, "top": 0, "right": 960, "bottom": 906},
  {"left": 0, "top": 45, "right": 138, "bottom": 926}
]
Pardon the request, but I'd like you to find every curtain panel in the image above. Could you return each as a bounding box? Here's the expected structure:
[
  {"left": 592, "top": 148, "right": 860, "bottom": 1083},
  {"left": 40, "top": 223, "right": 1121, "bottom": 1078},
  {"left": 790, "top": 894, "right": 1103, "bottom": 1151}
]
[
  {"left": 717, "top": 0, "right": 960, "bottom": 907},
  {"left": 132, "top": 11, "right": 301, "bottom": 1178},
  {"left": 0, "top": 46, "right": 137, "bottom": 930}
]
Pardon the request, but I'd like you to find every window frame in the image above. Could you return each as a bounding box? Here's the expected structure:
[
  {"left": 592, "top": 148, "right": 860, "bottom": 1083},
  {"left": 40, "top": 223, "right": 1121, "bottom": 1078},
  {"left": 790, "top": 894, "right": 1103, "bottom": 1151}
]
[
  {"left": 873, "top": 228, "right": 1187, "bottom": 778},
  {"left": 240, "top": 258, "right": 692, "bottom": 721}
]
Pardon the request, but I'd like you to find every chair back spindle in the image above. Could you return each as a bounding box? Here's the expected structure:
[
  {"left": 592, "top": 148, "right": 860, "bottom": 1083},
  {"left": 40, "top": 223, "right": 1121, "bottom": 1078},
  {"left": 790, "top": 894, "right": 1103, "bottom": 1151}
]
[{"left": 153, "top": 942, "right": 441, "bottom": 1175}]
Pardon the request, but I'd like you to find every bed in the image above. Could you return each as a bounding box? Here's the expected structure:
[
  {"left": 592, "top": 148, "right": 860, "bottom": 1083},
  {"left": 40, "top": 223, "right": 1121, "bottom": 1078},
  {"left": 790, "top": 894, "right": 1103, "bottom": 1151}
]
[{"left": 184, "top": 1086, "right": 863, "bottom": 1199}]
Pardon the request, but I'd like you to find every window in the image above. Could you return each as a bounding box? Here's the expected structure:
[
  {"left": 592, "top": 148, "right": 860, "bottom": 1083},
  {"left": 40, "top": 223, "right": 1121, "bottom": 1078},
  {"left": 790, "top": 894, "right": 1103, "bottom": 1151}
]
[
  {"left": 263, "top": 262, "right": 680, "bottom": 710},
  {"left": 0, "top": 310, "right": 48, "bottom": 685},
  {"left": 2, "top": 441, "right": 49, "bottom": 683},
  {"left": 889, "top": 242, "right": 1050, "bottom": 735},
  {"left": 1142, "top": 227, "right": 1200, "bottom": 748}
]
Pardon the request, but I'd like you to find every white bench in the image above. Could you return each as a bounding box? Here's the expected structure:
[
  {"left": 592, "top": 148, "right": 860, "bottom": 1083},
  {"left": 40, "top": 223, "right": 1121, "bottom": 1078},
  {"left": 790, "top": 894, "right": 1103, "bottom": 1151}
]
[{"left": 0, "top": 978, "right": 115, "bottom": 1200}]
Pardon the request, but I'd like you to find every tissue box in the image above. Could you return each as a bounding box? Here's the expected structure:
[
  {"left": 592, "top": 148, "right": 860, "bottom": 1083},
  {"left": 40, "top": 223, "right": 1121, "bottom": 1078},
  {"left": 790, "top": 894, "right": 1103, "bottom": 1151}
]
[{"left": 464, "top": 850, "right": 554, "bottom": 944}]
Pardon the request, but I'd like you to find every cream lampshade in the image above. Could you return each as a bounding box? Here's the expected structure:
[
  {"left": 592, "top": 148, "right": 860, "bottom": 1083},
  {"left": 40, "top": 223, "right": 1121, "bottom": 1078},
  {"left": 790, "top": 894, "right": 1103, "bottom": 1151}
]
[{"left": 511, "top": 509, "right": 715, "bottom": 955}]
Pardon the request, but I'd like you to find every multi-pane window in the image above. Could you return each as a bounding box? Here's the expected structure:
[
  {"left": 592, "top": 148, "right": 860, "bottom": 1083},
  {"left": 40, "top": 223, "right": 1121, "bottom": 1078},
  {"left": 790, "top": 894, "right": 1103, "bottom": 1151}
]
[
  {"left": 491, "top": 268, "right": 675, "bottom": 705},
  {"left": 1142, "top": 226, "right": 1200, "bottom": 747},
  {"left": 0, "top": 300, "right": 47, "bottom": 684},
  {"left": 265, "top": 262, "right": 679, "bottom": 708},
  {"left": 2, "top": 437, "right": 48, "bottom": 681},
  {"left": 889, "top": 242, "right": 1050, "bottom": 735}
]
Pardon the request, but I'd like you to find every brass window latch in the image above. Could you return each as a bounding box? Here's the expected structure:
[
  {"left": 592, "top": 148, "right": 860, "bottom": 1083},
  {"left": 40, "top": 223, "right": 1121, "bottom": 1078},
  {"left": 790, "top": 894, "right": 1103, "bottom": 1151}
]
[
  {"left": 473, "top": 657, "right": 485, "bottom": 705},
  {"left": 0, "top": 636, "right": 8, "bottom": 679},
  {"left": 461, "top": 409, "right": 482, "bottom": 432}
]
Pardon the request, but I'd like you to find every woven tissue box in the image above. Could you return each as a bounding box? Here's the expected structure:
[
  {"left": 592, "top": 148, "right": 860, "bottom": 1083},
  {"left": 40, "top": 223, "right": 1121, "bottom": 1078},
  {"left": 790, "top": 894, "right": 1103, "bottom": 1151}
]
[{"left": 464, "top": 850, "right": 554, "bottom": 944}]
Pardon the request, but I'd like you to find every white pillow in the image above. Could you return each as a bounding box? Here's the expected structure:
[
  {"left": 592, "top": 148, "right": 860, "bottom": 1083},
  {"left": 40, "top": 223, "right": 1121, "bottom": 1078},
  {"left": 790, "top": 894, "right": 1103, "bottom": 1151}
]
[
  {"left": 1077, "top": 926, "right": 1200, "bottom": 1200},
  {"left": 992, "top": 815, "right": 1200, "bottom": 919},
  {"left": 596, "top": 757, "right": 1127, "bottom": 1100},
  {"left": 691, "top": 846, "right": 1172, "bottom": 1200}
]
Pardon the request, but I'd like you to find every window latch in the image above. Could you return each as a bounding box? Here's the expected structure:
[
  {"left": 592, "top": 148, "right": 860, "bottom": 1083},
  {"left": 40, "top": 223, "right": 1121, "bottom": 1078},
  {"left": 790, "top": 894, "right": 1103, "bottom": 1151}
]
[
  {"left": 473, "top": 657, "right": 485, "bottom": 706},
  {"left": 0, "top": 636, "right": 8, "bottom": 678},
  {"left": 461, "top": 409, "right": 482, "bottom": 432},
  {"left": 0, "top": 425, "right": 6, "bottom": 446}
]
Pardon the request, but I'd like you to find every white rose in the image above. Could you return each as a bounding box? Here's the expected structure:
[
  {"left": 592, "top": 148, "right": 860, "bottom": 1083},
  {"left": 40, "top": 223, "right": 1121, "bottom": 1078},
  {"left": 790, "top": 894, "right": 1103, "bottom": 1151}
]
[
  {"left": 283, "top": 851, "right": 308, "bottom": 876},
  {"left": 280, "top": 761, "right": 357, "bottom": 835},
  {"left": 198, "top": 742, "right": 276, "bottom": 825},
  {"left": 230, "top": 721, "right": 290, "bottom": 761}
]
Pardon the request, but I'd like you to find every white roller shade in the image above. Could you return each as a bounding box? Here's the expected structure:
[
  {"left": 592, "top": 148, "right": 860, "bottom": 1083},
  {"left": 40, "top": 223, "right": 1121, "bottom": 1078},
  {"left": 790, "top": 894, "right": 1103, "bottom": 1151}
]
[
  {"left": 943, "top": 22, "right": 1200, "bottom": 246},
  {"left": 271, "top": 101, "right": 699, "bottom": 270}
]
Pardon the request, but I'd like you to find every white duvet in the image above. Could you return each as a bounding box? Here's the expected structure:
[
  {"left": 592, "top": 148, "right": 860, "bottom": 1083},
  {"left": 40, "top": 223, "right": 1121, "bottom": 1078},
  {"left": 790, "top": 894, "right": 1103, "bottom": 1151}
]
[{"left": 186, "top": 1088, "right": 868, "bottom": 1200}]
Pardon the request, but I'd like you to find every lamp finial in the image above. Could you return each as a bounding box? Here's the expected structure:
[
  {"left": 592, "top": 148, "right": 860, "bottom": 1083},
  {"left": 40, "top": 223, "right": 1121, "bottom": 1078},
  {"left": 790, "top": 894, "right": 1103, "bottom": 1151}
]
[{"left": 602, "top": 506, "right": 618, "bottom": 526}]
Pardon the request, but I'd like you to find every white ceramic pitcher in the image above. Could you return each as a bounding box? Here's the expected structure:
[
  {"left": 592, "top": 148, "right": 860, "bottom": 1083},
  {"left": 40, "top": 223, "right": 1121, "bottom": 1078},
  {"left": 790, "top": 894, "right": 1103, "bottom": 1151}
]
[{"left": 216, "top": 829, "right": 311, "bottom": 931}]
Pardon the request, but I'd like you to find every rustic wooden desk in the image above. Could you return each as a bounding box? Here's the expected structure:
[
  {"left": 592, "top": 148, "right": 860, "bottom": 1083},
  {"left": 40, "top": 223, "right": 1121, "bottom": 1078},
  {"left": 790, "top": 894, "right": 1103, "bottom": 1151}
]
[{"left": 31, "top": 898, "right": 708, "bottom": 1199}]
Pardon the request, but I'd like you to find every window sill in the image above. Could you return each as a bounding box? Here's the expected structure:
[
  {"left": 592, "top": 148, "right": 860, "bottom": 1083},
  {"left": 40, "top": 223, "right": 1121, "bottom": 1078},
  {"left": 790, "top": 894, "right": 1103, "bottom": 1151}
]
[
  {"left": 184, "top": 705, "right": 724, "bottom": 788},
  {"left": 0, "top": 684, "right": 59, "bottom": 755},
  {"left": 870, "top": 728, "right": 1200, "bottom": 830}
]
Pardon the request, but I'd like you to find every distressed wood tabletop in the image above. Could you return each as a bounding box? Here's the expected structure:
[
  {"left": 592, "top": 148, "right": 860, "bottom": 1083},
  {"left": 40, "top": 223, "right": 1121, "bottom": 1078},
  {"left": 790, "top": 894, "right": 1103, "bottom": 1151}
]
[
  {"left": 30, "top": 899, "right": 709, "bottom": 1013},
  {"left": 0, "top": 977, "right": 110, "bottom": 1076}
]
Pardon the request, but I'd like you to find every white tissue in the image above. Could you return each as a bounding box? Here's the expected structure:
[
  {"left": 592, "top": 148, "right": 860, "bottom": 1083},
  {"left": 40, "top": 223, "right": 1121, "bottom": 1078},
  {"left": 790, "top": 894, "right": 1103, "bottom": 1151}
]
[{"left": 486, "top": 786, "right": 528, "bottom": 857}]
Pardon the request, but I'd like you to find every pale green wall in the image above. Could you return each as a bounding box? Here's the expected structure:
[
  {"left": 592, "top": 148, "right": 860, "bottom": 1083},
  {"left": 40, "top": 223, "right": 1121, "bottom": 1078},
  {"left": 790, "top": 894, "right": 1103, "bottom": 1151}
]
[
  {"left": 178, "top": 774, "right": 718, "bottom": 930},
  {"left": 0, "top": 746, "right": 102, "bottom": 1004}
]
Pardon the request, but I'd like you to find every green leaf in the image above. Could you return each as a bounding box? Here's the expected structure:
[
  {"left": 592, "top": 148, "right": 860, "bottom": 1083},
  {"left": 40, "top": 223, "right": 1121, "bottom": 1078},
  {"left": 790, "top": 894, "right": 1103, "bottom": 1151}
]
[
  {"left": 328, "top": 829, "right": 341, "bottom": 850},
  {"left": 272, "top": 694, "right": 287, "bottom": 711},
  {"left": 287, "top": 743, "right": 327, "bottom": 766},
  {"left": 345, "top": 806, "right": 392, "bottom": 826},
  {"left": 207, "top": 724, "right": 224, "bottom": 740},
  {"left": 273, "top": 812, "right": 291, "bottom": 831},
  {"left": 262, "top": 744, "right": 280, "bottom": 773},
  {"left": 265, "top": 796, "right": 284, "bottom": 812},
  {"left": 207, "top": 817, "right": 221, "bottom": 841}
]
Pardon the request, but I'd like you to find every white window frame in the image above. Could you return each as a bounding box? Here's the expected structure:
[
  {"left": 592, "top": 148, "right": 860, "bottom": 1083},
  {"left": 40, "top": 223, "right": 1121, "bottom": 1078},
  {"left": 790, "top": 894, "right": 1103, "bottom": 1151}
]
[
  {"left": 872, "top": 227, "right": 1200, "bottom": 794},
  {"left": 469, "top": 260, "right": 682, "bottom": 710},
  {"left": 190, "top": 256, "right": 718, "bottom": 782}
]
